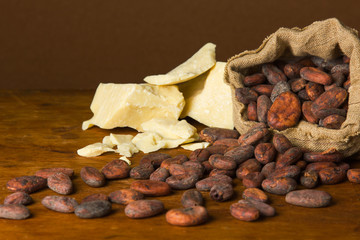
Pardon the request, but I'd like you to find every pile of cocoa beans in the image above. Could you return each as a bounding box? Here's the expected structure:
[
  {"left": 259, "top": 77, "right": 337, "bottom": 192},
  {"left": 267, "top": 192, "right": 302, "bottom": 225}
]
[
  {"left": 2, "top": 126, "right": 360, "bottom": 225},
  {"left": 235, "top": 55, "right": 350, "bottom": 130}
]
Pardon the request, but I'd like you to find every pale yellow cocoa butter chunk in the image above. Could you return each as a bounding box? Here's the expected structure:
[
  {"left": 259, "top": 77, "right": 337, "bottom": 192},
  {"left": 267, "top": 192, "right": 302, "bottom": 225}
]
[
  {"left": 144, "top": 43, "right": 216, "bottom": 85},
  {"left": 179, "top": 62, "right": 234, "bottom": 129},
  {"left": 82, "top": 83, "right": 185, "bottom": 131},
  {"left": 77, "top": 143, "right": 115, "bottom": 157},
  {"left": 181, "top": 142, "right": 210, "bottom": 151}
]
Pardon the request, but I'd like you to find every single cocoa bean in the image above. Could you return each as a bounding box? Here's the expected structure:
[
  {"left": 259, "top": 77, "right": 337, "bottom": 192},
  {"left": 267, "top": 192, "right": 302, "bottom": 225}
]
[
  {"left": 166, "top": 174, "right": 199, "bottom": 190},
  {"left": 41, "top": 195, "right": 78, "bottom": 213},
  {"left": 298, "top": 89, "right": 311, "bottom": 101},
  {"left": 324, "top": 83, "right": 338, "bottom": 91},
  {"left": 236, "top": 158, "right": 262, "bottom": 179},
  {"left": 209, "top": 169, "right": 236, "bottom": 178},
  {"left": 81, "top": 193, "right": 108, "bottom": 204},
  {"left": 311, "top": 87, "right": 348, "bottom": 118},
  {"left": 272, "top": 134, "right": 292, "bottom": 153},
  {"left": 314, "top": 108, "right": 347, "bottom": 119},
  {"left": 285, "top": 189, "right": 332, "bottom": 207},
  {"left": 318, "top": 167, "right": 346, "bottom": 184},
  {"left": 189, "top": 148, "right": 211, "bottom": 162},
  {"left": 199, "top": 128, "right": 240, "bottom": 144},
  {"left": 125, "top": 200, "right": 164, "bottom": 219},
  {"left": 109, "top": 189, "right": 144, "bottom": 205},
  {"left": 224, "top": 145, "right": 255, "bottom": 165},
  {"left": 254, "top": 143, "right": 276, "bottom": 164},
  {"left": 47, "top": 172, "right": 73, "bottom": 195},
  {"left": 300, "top": 67, "right": 332, "bottom": 85},
  {"left": 302, "top": 101, "right": 319, "bottom": 124},
  {"left": 251, "top": 84, "right": 274, "bottom": 97},
  {"left": 139, "top": 153, "right": 171, "bottom": 168},
  {"left": 168, "top": 164, "right": 186, "bottom": 177},
  {"left": 269, "top": 165, "right": 301, "bottom": 179},
  {"left": 257, "top": 95, "right": 272, "bottom": 123},
  {"left": 242, "top": 172, "right": 265, "bottom": 188},
  {"left": 270, "top": 81, "right": 291, "bottom": 102},
  {"left": 181, "top": 189, "right": 204, "bottom": 208},
  {"left": 101, "top": 159, "right": 131, "bottom": 179},
  {"left": 242, "top": 188, "right": 268, "bottom": 203},
  {"left": 6, "top": 176, "right": 47, "bottom": 194},
  {"left": 130, "top": 180, "right": 171, "bottom": 196},
  {"left": 247, "top": 101, "right": 258, "bottom": 121},
  {"left": 149, "top": 167, "right": 170, "bottom": 182},
  {"left": 80, "top": 167, "right": 106, "bottom": 188},
  {"left": 160, "top": 155, "right": 188, "bottom": 170},
  {"left": 195, "top": 175, "right": 232, "bottom": 191},
  {"left": 209, "top": 154, "right": 237, "bottom": 170},
  {"left": 183, "top": 161, "right": 205, "bottom": 178},
  {"left": 261, "top": 162, "right": 276, "bottom": 178},
  {"left": 305, "top": 162, "right": 337, "bottom": 172},
  {"left": 0, "top": 204, "right": 30, "bottom": 220},
  {"left": 304, "top": 150, "right": 344, "bottom": 163},
  {"left": 210, "top": 184, "right": 233, "bottom": 202},
  {"left": 213, "top": 138, "right": 240, "bottom": 148},
  {"left": 235, "top": 87, "right": 259, "bottom": 105},
  {"left": 347, "top": 169, "right": 360, "bottom": 183},
  {"left": 35, "top": 168, "right": 74, "bottom": 179},
  {"left": 300, "top": 170, "right": 319, "bottom": 188},
  {"left": 130, "top": 163, "right": 155, "bottom": 180},
  {"left": 276, "top": 147, "right": 303, "bottom": 169},
  {"left": 244, "top": 73, "right": 266, "bottom": 86},
  {"left": 261, "top": 177, "right": 297, "bottom": 195},
  {"left": 206, "top": 144, "right": 228, "bottom": 155},
  {"left": 262, "top": 63, "right": 287, "bottom": 84},
  {"left": 166, "top": 206, "right": 208, "bottom": 226},
  {"left": 75, "top": 200, "right": 112, "bottom": 219},
  {"left": 230, "top": 202, "right": 259, "bottom": 222},
  {"left": 4, "top": 192, "right": 32, "bottom": 205},
  {"left": 238, "top": 123, "right": 270, "bottom": 146},
  {"left": 241, "top": 199, "right": 276, "bottom": 217},
  {"left": 322, "top": 114, "right": 346, "bottom": 129},
  {"left": 290, "top": 78, "right": 307, "bottom": 92},
  {"left": 305, "top": 82, "right": 324, "bottom": 101}
]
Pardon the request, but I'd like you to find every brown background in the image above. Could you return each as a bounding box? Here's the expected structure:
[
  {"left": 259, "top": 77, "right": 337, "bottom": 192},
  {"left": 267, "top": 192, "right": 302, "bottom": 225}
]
[{"left": 1, "top": 0, "right": 360, "bottom": 89}]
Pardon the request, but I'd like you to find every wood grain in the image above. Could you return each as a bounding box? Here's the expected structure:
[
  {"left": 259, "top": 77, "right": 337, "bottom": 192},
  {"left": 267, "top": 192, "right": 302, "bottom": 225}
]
[{"left": 0, "top": 90, "right": 359, "bottom": 240}]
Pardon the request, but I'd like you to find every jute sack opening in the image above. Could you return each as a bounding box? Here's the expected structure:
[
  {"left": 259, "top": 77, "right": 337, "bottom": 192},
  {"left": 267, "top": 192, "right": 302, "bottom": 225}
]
[{"left": 224, "top": 18, "right": 360, "bottom": 157}]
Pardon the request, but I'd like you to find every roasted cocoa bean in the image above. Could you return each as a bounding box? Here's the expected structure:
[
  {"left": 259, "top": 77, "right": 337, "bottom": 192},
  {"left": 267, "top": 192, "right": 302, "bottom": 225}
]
[
  {"left": 311, "top": 56, "right": 343, "bottom": 70},
  {"left": 318, "top": 167, "right": 346, "bottom": 184},
  {"left": 0, "top": 204, "right": 31, "bottom": 220},
  {"left": 347, "top": 169, "right": 360, "bottom": 183},
  {"left": 269, "top": 165, "right": 301, "bottom": 179},
  {"left": 160, "top": 155, "right": 188, "bottom": 170},
  {"left": 41, "top": 195, "right": 78, "bottom": 213},
  {"left": 210, "top": 184, "right": 233, "bottom": 202},
  {"left": 276, "top": 147, "right": 303, "bottom": 169},
  {"left": 235, "top": 87, "right": 259, "bottom": 105},
  {"left": 270, "top": 81, "right": 290, "bottom": 102},
  {"left": 4, "top": 192, "right": 32, "bottom": 205},
  {"left": 305, "top": 82, "right": 324, "bottom": 101},
  {"left": 166, "top": 174, "right": 199, "bottom": 190},
  {"left": 206, "top": 144, "right": 228, "bottom": 155},
  {"left": 284, "top": 63, "right": 303, "bottom": 79},
  {"left": 181, "top": 189, "right": 204, "bottom": 208},
  {"left": 298, "top": 89, "right": 311, "bottom": 101},
  {"left": 183, "top": 161, "right": 205, "bottom": 178},
  {"left": 201, "top": 161, "right": 213, "bottom": 173},
  {"left": 331, "top": 71, "right": 346, "bottom": 87},
  {"left": 242, "top": 188, "right": 268, "bottom": 203},
  {"left": 230, "top": 202, "right": 259, "bottom": 222},
  {"left": 7, "top": 176, "right": 47, "bottom": 194},
  {"left": 81, "top": 193, "right": 108, "bottom": 204},
  {"left": 251, "top": 84, "right": 274, "bottom": 97},
  {"left": 80, "top": 167, "right": 106, "bottom": 188},
  {"left": 242, "top": 172, "right": 265, "bottom": 188},
  {"left": 238, "top": 123, "right": 270, "bottom": 146},
  {"left": 285, "top": 189, "right": 332, "bottom": 207},
  {"left": 213, "top": 138, "right": 240, "bottom": 148},
  {"left": 267, "top": 91, "right": 301, "bottom": 130},
  {"left": 290, "top": 78, "right": 307, "bottom": 92},
  {"left": 149, "top": 167, "right": 170, "bottom": 182},
  {"left": 300, "top": 67, "right": 332, "bottom": 85},
  {"left": 302, "top": 101, "right": 319, "bottom": 124},
  {"left": 300, "top": 170, "right": 319, "bottom": 188},
  {"left": 166, "top": 206, "right": 208, "bottom": 226},
  {"left": 304, "top": 150, "right": 344, "bottom": 163},
  {"left": 247, "top": 101, "right": 258, "bottom": 121},
  {"left": 324, "top": 83, "right": 337, "bottom": 91},
  {"left": 261, "top": 162, "right": 276, "bottom": 178},
  {"left": 311, "top": 87, "right": 348, "bottom": 118},
  {"left": 130, "top": 163, "right": 154, "bottom": 180},
  {"left": 261, "top": 177, "right": 297, "bottom": 195},
  {"left": 209, "top": 169, "right": 236, "bottom": 178},
  {"left": 313, "top": 108, "right": 347, "bottom": 119},
  {"left": 125, "top": 200, "right": 164, "bottom": 219},
  {"left": 240, "top": 199, "right": 276, "bottom": 217},
  {"left": 130, "top": 180, "right": 171, "bottom": 196},
  {"left": 254, "top": 143, "right": 276, "bottom": 164},
  {"left": 139, "top": 153, "right": 171, "bottom": 168},
  {"left": 47, "top": 172, "right": 73, "bottom": 195},
  {"left": 109, "top": 189, "right": 144, "bottom": 205},
  {"left": 257, "top": 95, "right": 272, "bottom": 123},
  {"left": 296, "top": 160, "right": 308, "bottom": 170},
  {"left": 224, "top": 145, "right": 254, "bottom": 165},
  {"left": 209, "top": 154, "right": 237, "bottom": 170},
  {"left": 262, "top": 63, "right": 287, "bottom": 84},
  {"left": 236, "top": 158, "right": 262, "bottom": 179},
  {"left": 196, "top": 175, "right": 232, "bottom": 191},
  {"left": 189, "top": 148, "right": 211, "bottom": 162},
  {"left": 322, "top": 114, "right": 345, "bottom": 129},
  {"left": 35, "top": 168, "right": 74, "bottom": 179},
  {"left": 305, "top": 162, "right": 337, "bottom": 172},
  {"left": 101, "top": 159, "right": 131, "bottom": 179},
  {"left": 244, "top": 73, "right": 266, "bottom": 86},
  {"left": 331, "top": 63, "right": 349, "bottom": 75},
  {"left": 168, "top": 164, "right": 186, "bottom": 177},
  {"left": 199, "top": 128, "right": 240, "bottom": 144},
  {"left": 75, "top": 200, "right": 112, "bottom": 219},
  {"left": 272, "top": 134, "right": 292, "bottom": 154}
]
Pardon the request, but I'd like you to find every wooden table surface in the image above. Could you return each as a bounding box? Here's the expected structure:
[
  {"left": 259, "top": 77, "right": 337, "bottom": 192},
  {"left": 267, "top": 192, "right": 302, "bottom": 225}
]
[{"left": 0, "top": 90, "right": 359, "bottom": 240}]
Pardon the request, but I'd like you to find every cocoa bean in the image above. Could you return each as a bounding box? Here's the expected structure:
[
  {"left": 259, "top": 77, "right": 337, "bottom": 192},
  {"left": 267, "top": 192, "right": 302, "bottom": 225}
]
[
  {"left": 331, "top": 64, "right": 349, "bottom": 75},
  {"left": 0, "top": 204, "right": 30, "bottom": 220},
  {"left": 160, "top": 155, "right": 188, "bottom": 170},
  {"left": 199, "top": 128, "right": 240, "bottom": 144},
  {"left": 4, "top": 192, "right": 32, "bottom": 205},
  {"left": 168, "top": 164, "right": 186, "bottom": 177},
  {"left": 318, "top": 167, "right": 346, "bottom": 184},
  {"left": 331, "top": 71, "right": 346, "bottom": 87},
  {"left": 262, "top": 63, "right": 287, "bottom": 84},
  {"left": 81, "top": 193, "right": 108, "bottom": 204},
  {"left": 130, "top": 163, "right": 154, "bottom": 180},
  {"left": 101, "top": 159, "right": 130, "bottom": 179},
  {"left": 209, "top": 154, "right": 237, "bottom": 170},
  {"left": 244, "top": 73, "right": 266, "bottom": 86},
  {"left": 314, "top": 108, "right": 347, "bottom": 119},
  {"left": 305, "top": 162, "right": 337, "bottom": 172},
  {"left": 7, "top": 175, "right": 47, "bottom": 194},
  {"left": 324, "top": 83, "right": 337, "bottom": 91},
  {"left": 189, "top": 148, "right": 211, "bottom": 162},
  {"left": 80, "top": 167, "right": 106, "bottom": 188},
  {"left": 235, "top": 87, "right": 259, "bottom": 105},
  {"left": 240, "top": 199, "right": 276, "bottom": 217},
  {"left": 130, "top": 180, "right": 171, "bottom": 196},
  {"left": 257, "top": 95, "right": 272, "bottom": 123},
  {"left": 267, "top": 91, "right": 301, "bottom": 130},
  {"left": 311, "top": 87, "right": 348, "bottom": 118},
  {"left": 195, "top": 175, "right": 232, "bottom": 191},
  {"left": 261, "top": 162, "right": 276, "bottom": 178},
  {"left": 35, "top": 168, "right": 74, "bottom": 179},
  {"left": 302, "top": 101, "right": 319, "bottom": 124},
  {"left": 181, "top": 189, "right": 204, "bottom": 208},
  {"left": 166, "top": 174, "right": 199, "bottom": 190},
  {"left": 166, "top": 206, "right": 208, "bottom": 226},
  {"left": 298, "top": 89, "right": 311, "bottom": 101},
  {"left": 251, "top": 84, "right": 274, "bottom": 97},
  {"left": 238, "top": 123, "right": 270, "bottom": 146},
  {"left": 304, "top": 150, "right": 344, "bottom": 163},
  {"left": 296, "top": 160, "right": 307, "bottom": 170},
  {"left": 213, "top": 138, "right": 240, "bottom": 148},
  {"left": 300, "top": 67, "right": 332, "bottom": 85},
  {"left": 290, "top": 78, "right": 307, "bottom": 92},
  {"left": 201, "top": 161, "right": 213, "bottom": 173},
  {"left": 149, "top": 167, "right": 170, "bottom": 182},
  {"left": 230, "top": 202, "right": 259, "bottom": 221},
  {"left": 47, "top": 172, "right": 73, "bottom": 195},
  {"left": 254, "top": 143, "right": 276, "bottom": 164},
  {"left": 139, "top": 153, "right": 171, "bottom": 168},
  {"left": 183, "top": 161, "right": 205, "bottom": 178},
  {"left": 261, "top": 177, "right": 297, "bottom": 195},
  {"left": 272, "top": 134, "right": 292, "bottom": 154},
  {"left": 206, "top": 144, "right": 228, "bottom": 155},
  {"left": 311, "top": 56, "right": 343, "bottom": 70},
  {"left": 125, "top": 200, "right": 164, "bottom": 219},
  {"left": 41, "top": 195, "right": 78, "bottom": 213},
  {"left": 247, "top": 101, "right": 258, "bottom": 121},
  {"left": 305, "top": 82, "right": 324, "bottom": 101},
  {"left": 210, "top": 184, "right": 234, "bottom": 202},
  {"left": 276, "top": 147, "right": 303, "bottom": 169},
  {"left": 322, "top": 114, "right": 346, "bottom": 129},
  {"left": 269, "top": 165, "right": 301, "bottom": 179},
  {"left": 236, "top": 158, "right": 262, "bottom": 179},
  {"left": 300, "top": 170, "right": 319, "bottom": 188},
  {"left": 347, "top": 169, "right": 360, "bottom": 183},
  {"left": 209, "top": 169, "right": 236, "bottom": 178},
  {"left": 242, "top": 188, "right": 268, "bottom": 203},
  {"left": 109, "top": 189, "right": 144, "bottom": 205},
  {"left": 270, "top": 81, "right": 290, "bottom": 102},
  {"left": 284, "top": 63, "right": 303, "bottom": 79},
  {"left": 285, "top": 189, "right": 332, "bottom": 207},
  {"left": 242, "top": 172, "right": 265, "bottom": 188},
  {"left": 75, "top": 200, "right": 112, "bottom": 219},
  {"left": 224, "top": 145, "right": 254, "bottom": 165}
]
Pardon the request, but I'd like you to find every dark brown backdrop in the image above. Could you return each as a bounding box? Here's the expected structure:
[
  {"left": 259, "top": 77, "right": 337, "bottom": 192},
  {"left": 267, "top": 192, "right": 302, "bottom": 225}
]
[{"left": 0, "top": 0, "right": 359, "bottom": 89}]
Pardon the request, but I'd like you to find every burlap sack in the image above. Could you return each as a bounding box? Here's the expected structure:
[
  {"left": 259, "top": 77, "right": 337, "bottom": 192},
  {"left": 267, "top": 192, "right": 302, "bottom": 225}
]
[{"left": 224, "top": 18, "right": 360, "bottom": 157}]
